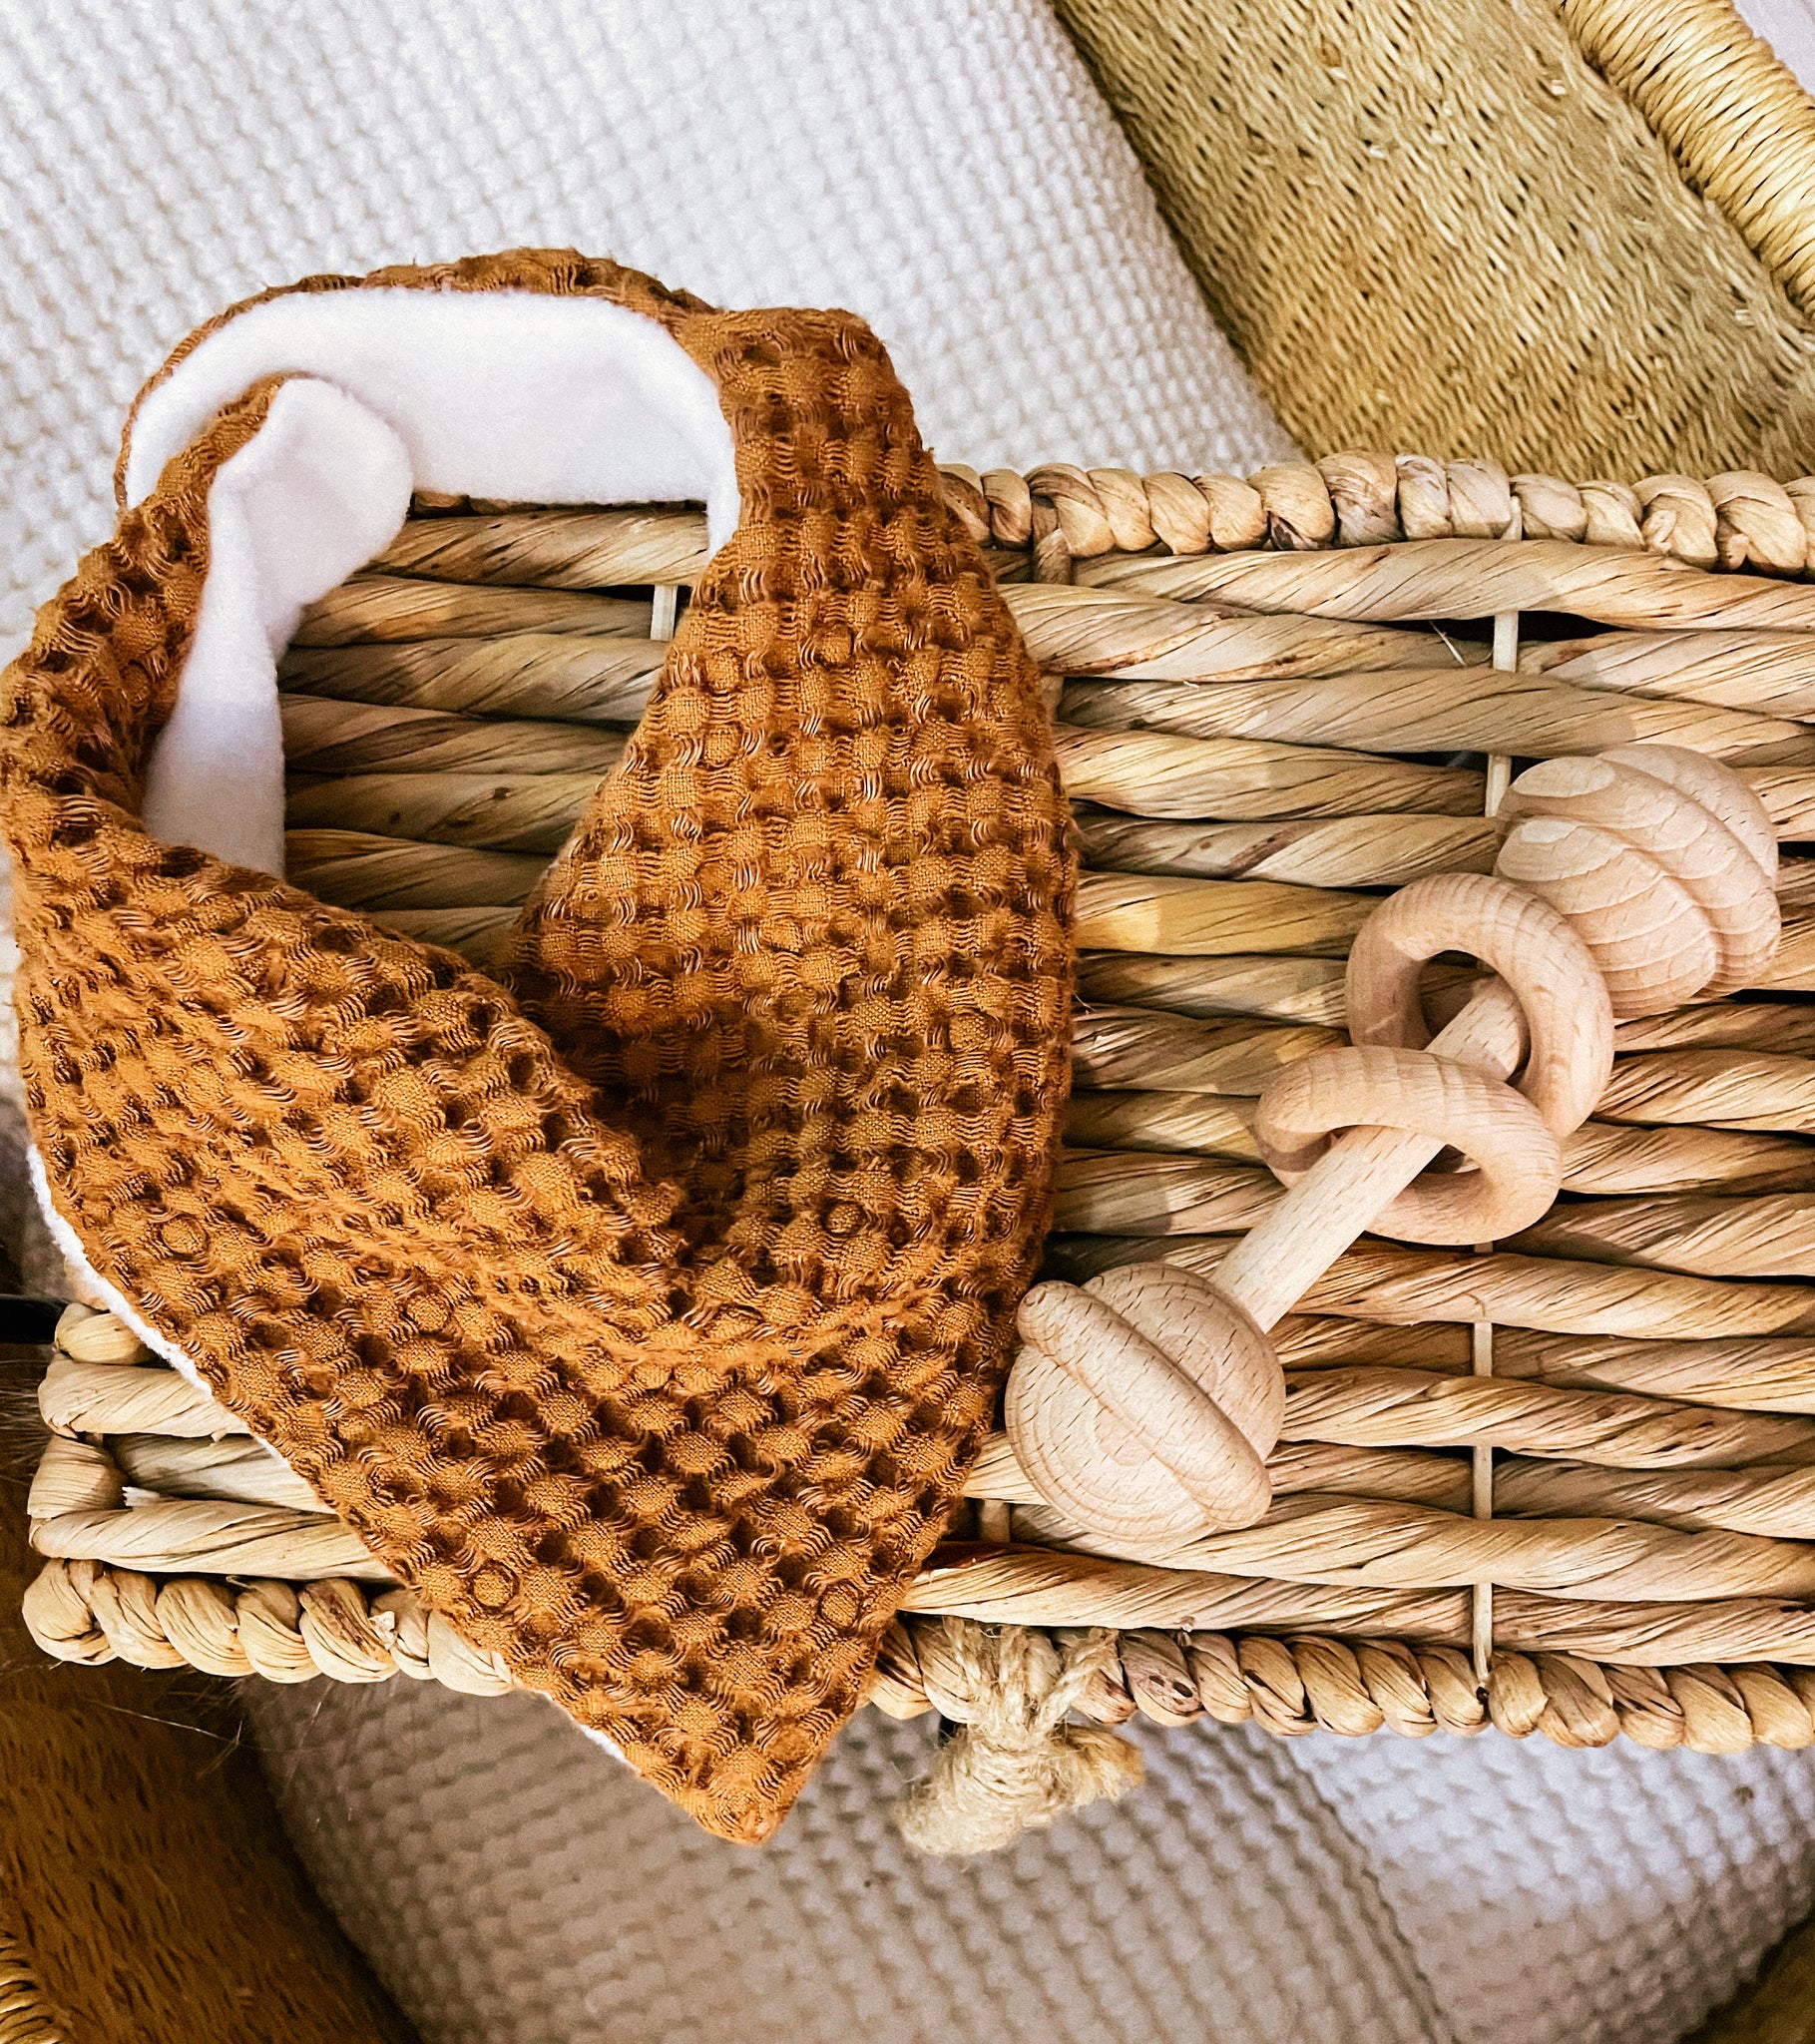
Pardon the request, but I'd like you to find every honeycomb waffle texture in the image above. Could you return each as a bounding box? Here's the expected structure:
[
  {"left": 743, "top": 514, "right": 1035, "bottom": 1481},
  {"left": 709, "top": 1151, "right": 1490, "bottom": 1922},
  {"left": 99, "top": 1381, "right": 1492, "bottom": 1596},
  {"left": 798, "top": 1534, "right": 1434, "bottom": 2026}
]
[
  {"left": 248, "top": 1678, "right": 1454, "bottom": 2044},
  {"left": 0, "top": 0, "right": 1294, "bottom": 659},
  {"left": 0, "top": 252, "right": 1075, "bottom": 1844},
  {"left": 1292, "top": 1727, "right": 1815, "bottom": 2044},
  {"left": 250, "top": 1667, "right": 1815, "bottom": 2044}
]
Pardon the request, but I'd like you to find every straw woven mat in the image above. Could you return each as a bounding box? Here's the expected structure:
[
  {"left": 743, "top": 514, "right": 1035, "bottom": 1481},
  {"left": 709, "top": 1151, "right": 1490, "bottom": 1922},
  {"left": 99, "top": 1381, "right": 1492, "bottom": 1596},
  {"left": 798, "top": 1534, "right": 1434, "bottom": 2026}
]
[{"left": 8, "top": 1, "right": 1815, "bottom": 2039}]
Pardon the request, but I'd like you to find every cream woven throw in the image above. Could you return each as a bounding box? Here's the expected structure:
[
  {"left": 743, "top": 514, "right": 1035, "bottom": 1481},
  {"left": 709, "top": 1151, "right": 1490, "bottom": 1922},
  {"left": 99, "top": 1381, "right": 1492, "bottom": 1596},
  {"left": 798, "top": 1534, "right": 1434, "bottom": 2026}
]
[{"left": 247, "top": 1675, "right": 1815, "bottom": 2044}]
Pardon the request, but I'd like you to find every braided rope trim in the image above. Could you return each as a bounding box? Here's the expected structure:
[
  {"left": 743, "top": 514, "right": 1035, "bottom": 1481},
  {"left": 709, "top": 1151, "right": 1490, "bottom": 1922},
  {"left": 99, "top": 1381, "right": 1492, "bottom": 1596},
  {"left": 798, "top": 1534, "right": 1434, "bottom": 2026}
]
[
  {"left": 387, "top": 457, "right": 1815, "bottom": 586},
  {"left": 24, "top": 1550, "right": 1815, "bottom": 1759},
  {"left": 23, "top": 1557, "right": 511, "bottom": 1696},
  {"left": 873, "top": 1615, "right": 1815, "bottom": 1756},
  {"left": 931, "top": 458, "right": 1815, "bottom": 580},
  {"left": 1562, "top": 0, "right": 1815, "bottom": 322}
]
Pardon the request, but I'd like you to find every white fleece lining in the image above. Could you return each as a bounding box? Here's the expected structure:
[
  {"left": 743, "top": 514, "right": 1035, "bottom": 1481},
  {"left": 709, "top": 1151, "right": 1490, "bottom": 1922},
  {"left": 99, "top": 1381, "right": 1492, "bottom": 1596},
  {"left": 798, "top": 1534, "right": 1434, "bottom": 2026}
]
[
  {"left": 125, "top": 286, "right": 740, "bottom": 876},
  {"left": 142, "top": 378, "right": 415, "bottom": 873}
]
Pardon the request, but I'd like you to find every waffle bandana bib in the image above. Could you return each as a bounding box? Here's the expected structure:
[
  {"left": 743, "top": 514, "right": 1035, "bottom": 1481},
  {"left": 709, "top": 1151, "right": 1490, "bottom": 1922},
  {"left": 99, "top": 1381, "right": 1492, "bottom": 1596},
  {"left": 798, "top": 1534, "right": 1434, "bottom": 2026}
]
[{"left": 0, "top": 252, "right": 1075, "bottom": 1843}]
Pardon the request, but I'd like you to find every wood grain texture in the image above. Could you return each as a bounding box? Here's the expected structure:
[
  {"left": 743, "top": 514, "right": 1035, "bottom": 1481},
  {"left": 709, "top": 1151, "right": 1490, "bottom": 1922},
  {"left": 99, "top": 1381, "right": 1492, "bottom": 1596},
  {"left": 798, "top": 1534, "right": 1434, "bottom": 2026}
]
[
  {"left": 1497, "top": 747, "right": 1780, "bottom": 1012},
  {"left": 1007, "top": 1267, "right": 1280, "bottom": 1549}
]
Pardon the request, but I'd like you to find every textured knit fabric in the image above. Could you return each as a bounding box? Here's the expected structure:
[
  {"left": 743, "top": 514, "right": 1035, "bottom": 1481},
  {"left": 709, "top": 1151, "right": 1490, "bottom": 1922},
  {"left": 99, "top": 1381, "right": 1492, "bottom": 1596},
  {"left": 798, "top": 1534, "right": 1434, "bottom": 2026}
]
[
  {"left": 0, "top": 251, "right": 1074, "bottom": 1844},
  {"left": 249, "top": 1679, "right": 1455, "bottom": 2044},
  {"left": 248, "top": 1664, "right": 1815, "bottom": 2044}
]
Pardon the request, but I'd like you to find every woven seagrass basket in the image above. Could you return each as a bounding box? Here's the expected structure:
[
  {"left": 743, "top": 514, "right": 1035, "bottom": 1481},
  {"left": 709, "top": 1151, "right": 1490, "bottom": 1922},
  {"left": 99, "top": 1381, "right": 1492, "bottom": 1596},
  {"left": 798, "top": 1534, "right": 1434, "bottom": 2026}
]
[
  {"left": 1059, "top": 0, "right": 1815, "bottom": 481},
  {"left": 27, "top": 450, "right": 1815, "bottom": 1766}
]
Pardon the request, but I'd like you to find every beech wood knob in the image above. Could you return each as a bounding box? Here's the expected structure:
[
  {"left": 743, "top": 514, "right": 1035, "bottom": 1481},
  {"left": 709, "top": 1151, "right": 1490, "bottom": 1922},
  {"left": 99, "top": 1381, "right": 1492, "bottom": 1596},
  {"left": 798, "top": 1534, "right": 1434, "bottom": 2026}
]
[
  {"left": 1494, "top": 743, "right": 1779, "bottom": 1017},
  {"left": 1004, "top": 1265, "right": 1282, "bottom": 1552}
]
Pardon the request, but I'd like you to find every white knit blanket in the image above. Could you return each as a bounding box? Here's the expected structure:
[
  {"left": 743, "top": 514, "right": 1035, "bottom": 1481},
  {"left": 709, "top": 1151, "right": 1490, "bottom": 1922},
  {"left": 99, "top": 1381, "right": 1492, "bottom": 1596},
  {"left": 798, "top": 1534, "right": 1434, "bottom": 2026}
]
[{"left": 6, "top": 3, "right": 1814, "bottom": 2040}]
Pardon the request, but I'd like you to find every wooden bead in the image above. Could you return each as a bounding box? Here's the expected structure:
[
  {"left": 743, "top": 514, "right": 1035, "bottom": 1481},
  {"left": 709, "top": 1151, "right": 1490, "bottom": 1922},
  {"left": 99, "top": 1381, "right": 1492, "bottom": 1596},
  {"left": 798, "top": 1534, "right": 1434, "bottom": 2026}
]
[
  {"left": 1346, "top": 870, "right": 1613, "bottom": 1136},
  {"left": 1599, "top": 743, "right": 1777, "bottom": 881},
  {"left": 1498, "top": 815, "right": 1714, "bottom": 1013},
  {"left": 1496, "top": 745, "right": 1779, "bottom": 1016},
  {"left": 1254, "top": 1043, "right": 1563, "bottom": 1244},
  {"left": 1006, "top": 1265, "right": 1280, "bottom": 1549}
]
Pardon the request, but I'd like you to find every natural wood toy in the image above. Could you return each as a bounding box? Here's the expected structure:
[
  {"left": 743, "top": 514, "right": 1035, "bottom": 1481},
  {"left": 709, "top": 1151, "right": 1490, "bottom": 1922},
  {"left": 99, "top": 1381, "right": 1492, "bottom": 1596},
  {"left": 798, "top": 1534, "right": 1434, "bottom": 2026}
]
[{"left": 1007, "top": 743, "right": 1782, "bottom": 1552}]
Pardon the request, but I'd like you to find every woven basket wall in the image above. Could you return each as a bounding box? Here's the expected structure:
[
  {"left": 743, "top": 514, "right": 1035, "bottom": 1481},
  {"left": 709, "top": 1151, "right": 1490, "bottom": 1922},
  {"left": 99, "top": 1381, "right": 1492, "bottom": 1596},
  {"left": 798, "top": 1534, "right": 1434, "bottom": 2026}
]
[
  {"left": 25, "top": 451, "right": 1815, "bottom": 1779},
  {"left": 1055, "top": 0, "right": 1815, "bottom": 482},
  {"left": 0, "top": 1351, "right": 415, "bottom": 2044}
]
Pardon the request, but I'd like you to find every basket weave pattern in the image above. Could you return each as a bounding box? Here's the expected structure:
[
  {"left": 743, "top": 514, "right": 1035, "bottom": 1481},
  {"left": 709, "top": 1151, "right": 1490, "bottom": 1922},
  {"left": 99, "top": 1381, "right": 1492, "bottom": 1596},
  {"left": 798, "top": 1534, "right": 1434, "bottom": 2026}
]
[
  {"left": 30, "top": 448, "right": 1815, "bottom": 1759},
  {"left": 1055, "top": 0, "right": 1815, "bottom": 481}
]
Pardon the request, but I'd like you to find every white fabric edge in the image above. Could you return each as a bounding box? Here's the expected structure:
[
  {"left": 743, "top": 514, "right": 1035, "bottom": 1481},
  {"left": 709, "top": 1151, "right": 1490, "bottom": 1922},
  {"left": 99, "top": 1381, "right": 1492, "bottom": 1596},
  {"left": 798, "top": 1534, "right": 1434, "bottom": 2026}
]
[
  {"left": 27, "top": 1140, "right": 215, "bottom": 1387},
  {"left": 127, "top": 288, "right": 739, "bottom": 876},
  {"left": 125, "top": 285, "right": 741, "bottom": 536},
  {"left": 142, "top": 378, "right": 414, "bottom": 873}
]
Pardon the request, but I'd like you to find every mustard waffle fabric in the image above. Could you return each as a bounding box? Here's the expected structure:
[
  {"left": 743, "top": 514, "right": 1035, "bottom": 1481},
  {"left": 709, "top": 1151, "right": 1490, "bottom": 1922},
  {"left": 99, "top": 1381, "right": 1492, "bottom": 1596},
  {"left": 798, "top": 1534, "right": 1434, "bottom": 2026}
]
[{"left": 0, "top": 252, "right": 1075, "bottom": 1844}]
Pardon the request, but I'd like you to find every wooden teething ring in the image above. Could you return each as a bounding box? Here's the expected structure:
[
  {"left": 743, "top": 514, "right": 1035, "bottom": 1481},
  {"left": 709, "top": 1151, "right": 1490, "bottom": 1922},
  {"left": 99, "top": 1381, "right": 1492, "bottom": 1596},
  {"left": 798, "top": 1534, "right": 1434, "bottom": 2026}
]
[
  {"left": 1252, "top": 1042, "right": 1562, "bottom": 1245},
  {"left": 1345, "top": 870, "right": 1612, "bottom": 1136},
  {"left": 1006, "top": 744, "right": 1783, "bottom": 1555}
]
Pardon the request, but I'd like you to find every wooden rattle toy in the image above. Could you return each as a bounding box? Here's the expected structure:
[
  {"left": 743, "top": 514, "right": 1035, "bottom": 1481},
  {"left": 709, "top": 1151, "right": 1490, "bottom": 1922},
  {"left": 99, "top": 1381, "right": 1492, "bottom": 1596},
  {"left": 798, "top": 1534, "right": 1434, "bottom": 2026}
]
[{"left": 1008, "top": 744, "right": 1782, "bottom": 1552}]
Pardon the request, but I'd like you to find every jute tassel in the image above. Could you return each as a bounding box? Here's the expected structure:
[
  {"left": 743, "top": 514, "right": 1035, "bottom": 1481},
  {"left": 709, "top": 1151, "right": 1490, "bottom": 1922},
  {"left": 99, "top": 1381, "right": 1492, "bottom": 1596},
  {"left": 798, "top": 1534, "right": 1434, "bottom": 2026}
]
[{"left": 894, "top": 1619, "right": 1144, "bottom": 1855}]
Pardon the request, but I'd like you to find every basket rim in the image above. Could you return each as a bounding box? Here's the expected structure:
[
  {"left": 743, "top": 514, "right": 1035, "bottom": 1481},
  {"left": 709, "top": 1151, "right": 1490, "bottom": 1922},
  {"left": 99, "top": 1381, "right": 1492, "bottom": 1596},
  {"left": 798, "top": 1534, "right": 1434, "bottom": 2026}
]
[{"left": 1564, "top": 0, "right": 1815, "bottom": 323}]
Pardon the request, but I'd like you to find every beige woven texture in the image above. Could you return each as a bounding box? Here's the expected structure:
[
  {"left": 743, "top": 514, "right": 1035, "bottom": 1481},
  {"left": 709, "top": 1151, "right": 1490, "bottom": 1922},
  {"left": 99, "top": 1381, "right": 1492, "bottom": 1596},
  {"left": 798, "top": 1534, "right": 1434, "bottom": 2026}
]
[
  {"left": 31, "top": 449, "right": 1815, "bottom": 1774},
  {"left": 1053, "top": 0, "right": 1815, "bottom": 481}
]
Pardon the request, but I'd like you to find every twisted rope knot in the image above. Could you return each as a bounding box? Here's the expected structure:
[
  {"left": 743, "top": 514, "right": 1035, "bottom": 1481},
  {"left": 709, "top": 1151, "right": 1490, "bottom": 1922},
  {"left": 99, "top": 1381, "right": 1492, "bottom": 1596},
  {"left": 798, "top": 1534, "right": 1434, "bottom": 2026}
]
[{"left": 894, "top": 1619, "right": 1144, "bottom": 1855}]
